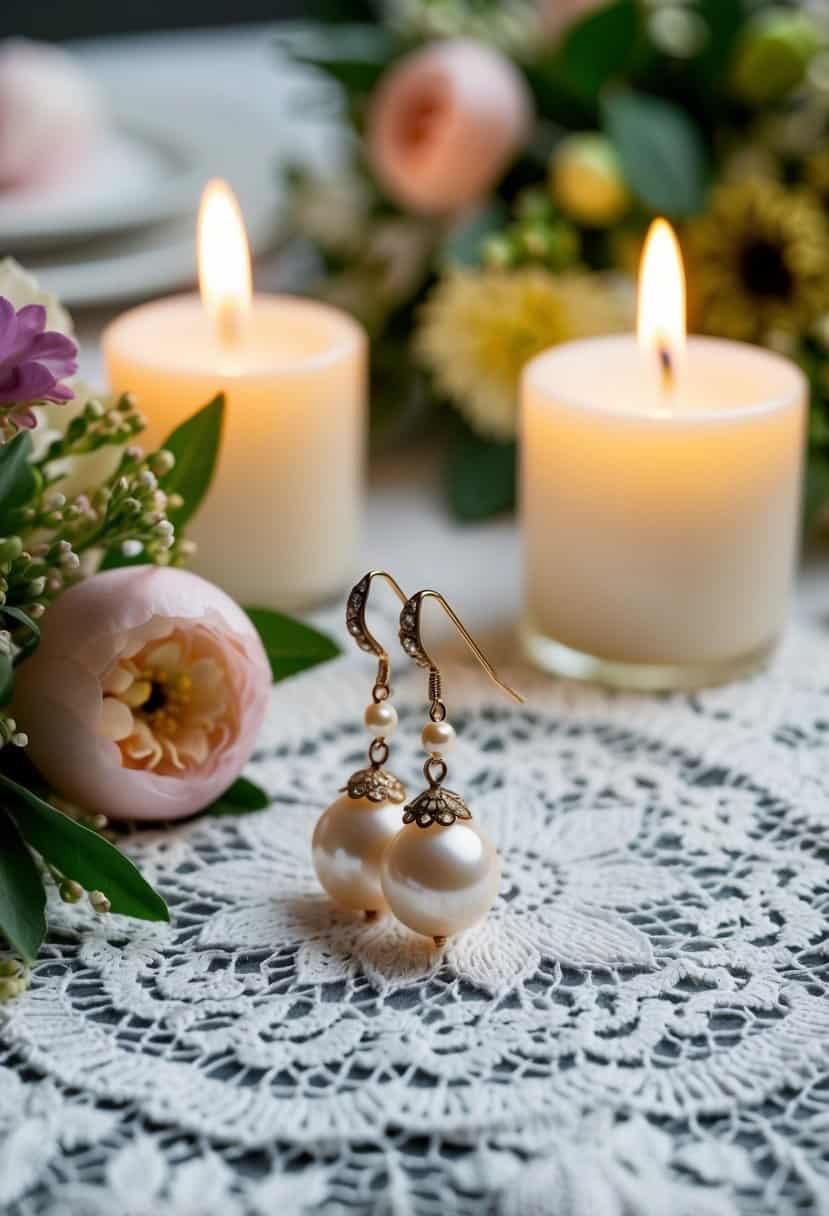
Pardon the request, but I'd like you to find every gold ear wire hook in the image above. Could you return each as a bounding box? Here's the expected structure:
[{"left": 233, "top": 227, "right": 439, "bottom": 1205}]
[
  {"left": 346, "top": 571, "right": 409, "bottom": 696},
  {"left": 399, "top": 589, "right": 524, "bottom": 707}
]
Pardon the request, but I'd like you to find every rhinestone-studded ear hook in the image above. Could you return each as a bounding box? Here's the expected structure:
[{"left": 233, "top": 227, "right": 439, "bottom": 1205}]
[{"left": 312, "top": 571, "right": 411, "bottom": 921}]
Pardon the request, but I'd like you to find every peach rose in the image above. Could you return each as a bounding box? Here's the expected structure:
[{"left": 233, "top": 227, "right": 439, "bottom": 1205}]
[
  {"left": 366, "top": 38, "right": 532, "bottom": 215},
  {"left": 14, "top": 567, "right": 270, "bottom": 821}
]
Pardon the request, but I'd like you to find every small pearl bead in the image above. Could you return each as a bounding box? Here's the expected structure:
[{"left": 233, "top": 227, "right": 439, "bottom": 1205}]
[
  {"left": 421, "top": 719, "right": 456, "bottom": 754},
  {"left": 312, "top": 793, "right": 402, "bottom": 912},
  {"left": 380, "top": 819, "right": 500, "bottom": 940},
  {"left": 364, "top": 701, "right": 398, "bottom": 737}
]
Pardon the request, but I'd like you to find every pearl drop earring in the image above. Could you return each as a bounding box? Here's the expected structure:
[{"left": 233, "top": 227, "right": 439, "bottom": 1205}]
[
  {"left": 312, "top": 571, "right": 409, "bottom": 919},
  {"left": 381, "top": 589, "right": 524, "bottom": 947}
]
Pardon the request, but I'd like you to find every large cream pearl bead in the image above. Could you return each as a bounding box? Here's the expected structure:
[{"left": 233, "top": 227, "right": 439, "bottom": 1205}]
[
  {"left": 380, "top": 820, "right": 500, "bottom": 942},
  {"left": 312, "top": 793, "right": 402, "bottom": 912}
]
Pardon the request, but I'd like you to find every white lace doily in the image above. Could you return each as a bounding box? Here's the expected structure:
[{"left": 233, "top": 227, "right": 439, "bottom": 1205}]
[{"left": 4, "top": 617, "right": 829, "bottom": 1216}]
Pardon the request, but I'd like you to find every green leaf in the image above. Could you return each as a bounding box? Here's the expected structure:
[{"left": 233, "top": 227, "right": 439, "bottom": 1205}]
[
  {"left": 207, "top": 776, "right": 270, "bottom": 817},
  {"left": 243, "top": 608, "right": 341, "bottom": 682},
  {"left": 0, "top": 809, "right": 46, "bottom": 961},
  {"left": 602, "top": 89, "right": 708, "bottom": 217},
  {"left": 804, "top": 452, "right": 829, "bottom": 533},
  {"left": 441, "top": 202, "right": 508, "bottom": 269},
  {"left": 2, "top": 776, "right": 169, "bottom": 922},
  {"left": 446, "top": 417, "right": 516, "bottom": 522},
  {"left": 3, "top": 605, "right": 40, "bottom": 662},
  {"left": 0, "top": 653, "right": 12, "bottom": 705},
  {"left": 0, "top": 432, "right": 36, "bottom": 531},
  {"left": 556, "top": 0, "right": 641, "bottom": 103},
  {"left": 160, "top": 394, "right": 225, "bottom": 531}
]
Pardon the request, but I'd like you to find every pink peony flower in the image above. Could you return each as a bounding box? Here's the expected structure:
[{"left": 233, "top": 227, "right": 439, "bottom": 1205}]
[
  {"left": 14, "top": 567, "right": 271, "bottom": 821},
  {"left": 0, "top": 296, "right": 77, "bottom": 430},
  {"left": 365, "top": 38, "right": 532, "bottom": 215}
]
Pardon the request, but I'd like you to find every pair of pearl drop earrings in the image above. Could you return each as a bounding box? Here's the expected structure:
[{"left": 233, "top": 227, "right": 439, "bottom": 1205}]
[{"left": 312, "top": 570, "right": 523, "bottom": 947}]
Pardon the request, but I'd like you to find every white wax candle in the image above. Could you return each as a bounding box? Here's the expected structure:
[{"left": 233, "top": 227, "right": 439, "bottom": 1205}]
[
  {"left": 103, "top": 294, "right": 366, "bottom": 610},
  {"left": 520, "top": 335, "right": 806, "bottom": 688}
]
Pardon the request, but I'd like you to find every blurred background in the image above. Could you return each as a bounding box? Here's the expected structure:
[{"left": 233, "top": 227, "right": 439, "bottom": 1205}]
[{"left": 4, "top": 2, "right": 371, "bottom": 40}]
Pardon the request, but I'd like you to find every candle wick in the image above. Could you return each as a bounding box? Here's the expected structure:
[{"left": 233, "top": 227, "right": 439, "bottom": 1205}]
[
  {"left": 658, "top": 345, "right": 675, "bottom": 396},
  {"left": 215, "top": 297, "right": 245, "bottom": 351}
]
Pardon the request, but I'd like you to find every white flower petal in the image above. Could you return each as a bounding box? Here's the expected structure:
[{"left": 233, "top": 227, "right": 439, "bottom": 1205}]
[{"left": 99, "top": 696, "right": 134, "bottom": 742}]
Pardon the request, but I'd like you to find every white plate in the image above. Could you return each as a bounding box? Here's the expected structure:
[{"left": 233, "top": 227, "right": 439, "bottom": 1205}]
[{"left": 0, "top": 116, "right": 198, "bottom": 254}]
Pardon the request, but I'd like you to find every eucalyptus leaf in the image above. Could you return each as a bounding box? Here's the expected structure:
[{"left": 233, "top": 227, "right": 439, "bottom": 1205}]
[
  {"left": 160, "top": 394, "right": 226, "bottom": 530},
  {"left": 446, "top": 418, "right": 517, "bottom": 522},
  {"left": 207, "top": 776, "right": 270, "bottom": 817},
  {"left": 602, "top": 89, "right": 708, "bottom": 217},
  {"left": 441, "top": 202, "right": 508, "bottom": 269},
  {"left": 274, "top": 23, "right": 396, "bottom": 94},
  {"left": 0, "top": 432, "right": 36, "bottom": 531},
  {"left": 244, "top": 608, "right": 341, "bottom": 682},
  {"left": 3, "top": 776, "right": 169, "bottom": 922},
  {"left": 0, "top": 808, "right": 46, "bottom": 961}
]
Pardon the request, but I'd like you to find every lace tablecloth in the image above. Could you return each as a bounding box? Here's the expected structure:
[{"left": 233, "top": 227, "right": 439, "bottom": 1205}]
[{"left": 4, "top": 611, "right": 829, "bottom": 1216}]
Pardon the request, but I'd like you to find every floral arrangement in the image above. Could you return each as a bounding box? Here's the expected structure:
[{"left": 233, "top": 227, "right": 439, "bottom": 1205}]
[
  {"left": 281, "top": 0, "right": 829, "bottom": 520},
  {"left": 0, "top": 261, "right": 339, "bottom": 996}
]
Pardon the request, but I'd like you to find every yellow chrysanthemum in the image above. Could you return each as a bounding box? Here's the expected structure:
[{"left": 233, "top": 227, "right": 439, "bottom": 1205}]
[
  {"left": 415, "top": 268, "right": 631, "bottom": 440},
  {"left": 685, "top": 178, "right": 829, "bottom": 345}
]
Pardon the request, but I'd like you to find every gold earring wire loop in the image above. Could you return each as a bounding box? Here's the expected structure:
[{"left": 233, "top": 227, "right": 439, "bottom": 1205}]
[
  {"left": 346, "top": 570, "right": 409, "bottom": 698},
  {"left": 399, "top": 589, "right": 524, "bottom": 706}
]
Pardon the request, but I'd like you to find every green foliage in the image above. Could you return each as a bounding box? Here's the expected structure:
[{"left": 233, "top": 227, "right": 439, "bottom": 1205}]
[
  {"left": 244, "top": 608, "right": 342, "bottom": 682},
  {"left": 207, "top": 776, "right": 270, "bottom": 817},
  {"left": 0, "top": 809, "right": 46, "bottom": 960},
  {"left": 273, "top": 23, "right": 397, "bottom": 96},
  {"left": 555, "top": 0, "right": 642, "bottom": 105},
  {"left": 446, "top": 418, "right": 516, "bottom": 522},
  {"left": 0, "top": 432, "right": 36, "bottom": 532},
  {"left": 3, "top": 775, "right": 169, "bottom": 923},
  {"left": 159, "top": 394, "right": 226, "bottom": 531},
  {"left": 602, "top": 89, "right": 708, "bottom": 217}
]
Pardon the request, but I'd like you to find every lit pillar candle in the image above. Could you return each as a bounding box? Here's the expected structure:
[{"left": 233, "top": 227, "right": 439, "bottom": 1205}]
[
  {"left": 521, "top": 219, "right": 807, "bottom": 690},
  {"left": 103, "top": 180, "right": 366, "bottom": 610}
]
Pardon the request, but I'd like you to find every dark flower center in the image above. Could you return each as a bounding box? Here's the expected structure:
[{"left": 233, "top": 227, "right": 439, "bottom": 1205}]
[
  {"left": 738, "top": 239, "right": 792, "bottom": 299},
  {"left": 143, "top": 682, "right": 168, "bottom": 714}
]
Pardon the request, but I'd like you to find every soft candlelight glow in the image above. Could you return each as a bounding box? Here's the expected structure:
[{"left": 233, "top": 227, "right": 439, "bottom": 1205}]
[
  {"left": 637, "top": 218, "right": 686, "bottom": 390},
  {"left": 197, "top": 178, "right": 252, "bottom": 349}
]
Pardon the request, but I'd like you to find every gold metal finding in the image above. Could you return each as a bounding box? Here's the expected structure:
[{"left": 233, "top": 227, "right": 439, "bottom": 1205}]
[
  {"left": 345, "top": 570, "right": 410, "bottom": 801},
  {"left": 398, "top": 589, "right": 524, "bottom": 712}
]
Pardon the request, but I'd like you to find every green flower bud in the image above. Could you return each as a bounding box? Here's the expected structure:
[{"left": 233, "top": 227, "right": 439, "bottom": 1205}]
[
  {"left": 0, "top": 959, "right": 23, "bottom": 977},
  {"left": 0, "top": 537, "right": 21, "bottom": 564},
  {"left": 550, "top": 133, "right": 631, "bottom": 228},
  {"left": 0, "top": 977, "right": 23, "bottom": 1001},
  {"left": 60, "top": 880, "right": 84, "bottom": 904},
  {"left": 731, "top": 9, "right": 825, "bottom": 106},
  {"left": 481, "top": 234, "right": 516, "bottom": 269}
]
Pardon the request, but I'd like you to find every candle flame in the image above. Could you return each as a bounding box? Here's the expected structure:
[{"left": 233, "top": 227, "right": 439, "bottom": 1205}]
[
  {"left": 637, "top": 218, "right": 686, "bottom": 391},
  {"left": 197, "top": 179, "right": 252, "bottom": 349}
]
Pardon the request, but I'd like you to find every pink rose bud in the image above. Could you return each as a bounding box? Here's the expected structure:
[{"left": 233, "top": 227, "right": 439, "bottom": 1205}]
[
  {"left": 14, "top": 568, "right": 271, "bottom": 821},
  {"left": 366, "top": 38, "right": 532, "bottom": 215},
  {"left": 0, "top": 40, "right": 103, "bottom": 190}
]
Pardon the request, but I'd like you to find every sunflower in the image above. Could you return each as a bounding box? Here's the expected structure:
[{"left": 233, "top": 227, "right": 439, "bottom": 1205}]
[
  {"left": 684, "top": 178, "right": 829, "bottom": 345},
  {"left": 415, "top": 267, "right": 631, "bottom": 440}
]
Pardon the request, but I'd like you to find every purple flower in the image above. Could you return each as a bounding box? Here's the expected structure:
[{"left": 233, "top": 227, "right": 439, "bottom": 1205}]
[{"left": 0, "top": 296, "right": 77, "bottom": 428}]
